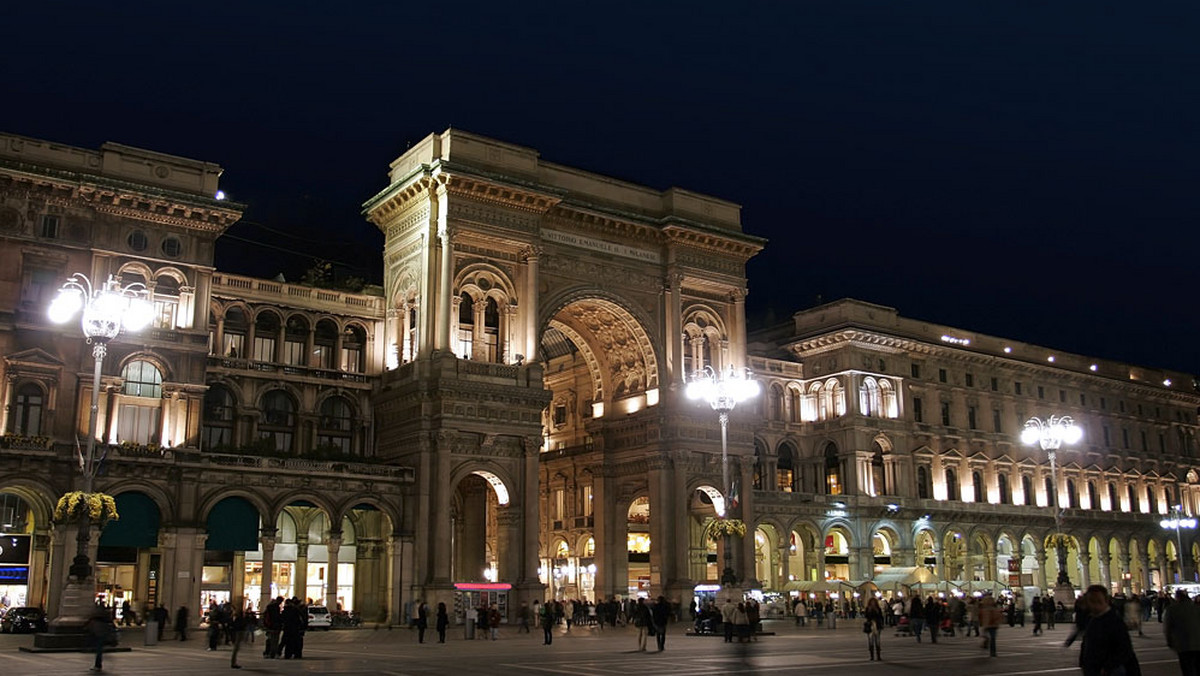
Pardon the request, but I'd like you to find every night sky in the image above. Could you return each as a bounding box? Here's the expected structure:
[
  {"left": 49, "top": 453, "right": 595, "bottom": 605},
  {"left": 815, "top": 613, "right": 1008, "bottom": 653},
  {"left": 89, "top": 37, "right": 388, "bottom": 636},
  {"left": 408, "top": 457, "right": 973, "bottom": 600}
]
[{"left": 4, "top": 2, "right": 1197, "bottom": 375}]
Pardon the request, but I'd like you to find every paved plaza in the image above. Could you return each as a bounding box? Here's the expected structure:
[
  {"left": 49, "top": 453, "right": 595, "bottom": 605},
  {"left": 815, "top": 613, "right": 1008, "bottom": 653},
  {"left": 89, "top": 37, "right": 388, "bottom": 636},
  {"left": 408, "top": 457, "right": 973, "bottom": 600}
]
[{"left": 0, "top": 619, "right": 1185, "bottom": 676}]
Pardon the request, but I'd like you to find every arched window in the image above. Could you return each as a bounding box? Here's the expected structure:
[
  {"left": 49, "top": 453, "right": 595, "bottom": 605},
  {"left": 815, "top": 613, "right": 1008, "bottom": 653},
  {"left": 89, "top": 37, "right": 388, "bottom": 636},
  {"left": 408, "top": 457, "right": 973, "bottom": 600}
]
[
  {"left": 1148, "top": 486, "right": 1158, "bottom": 514},
  {"left": 1087, "top": 481, "right": 1098, "bottom": 509},
  {"left": 998, "top": 473, "right": 1010, "bottom": 505},
  {"left": 871, "top": 442, "right": 887, "bottom": 496},
  {"left": 810, "top": 382, "right": 824, "bottom": 421},
  {"left": 769, "top": 384, "right": 784, "bottom": 421},
  {"left": 317, "top": 396, "right": 355, "bottom": 454},
  {"left": 152, "top": 274, "right": 181, "bottom": 329},
  {"left": 1067, "top": 480, "right": 1078, "bottom": 509},
  {"left": 122, "top": 360, "right": 162, "bottom": 398},
  {"left": 341, "top": 324, "right": 366, "bottom": 372},
  {"left": 753, "top": 440, "right": 766, "bottom": 490},
  {"left": 788, "top": 388, "right": 802, "bottom": 423},
  {"left": 945, "top": 467, "right": 959, "bottom": 501},
  {"left": 859, "top": 378, "right": 881, "bottom": 417},
  {"left": 118, "top": 360, "right": 163, "bottom": 445},
  {"left": 457, "top": 292, "right": 475, "bottom": 359},
  {"left": 283, "top": 316, "right": 309, "bottom": 366},
  {"left": 973, "top": 470, "right": 985, "bottom": 503},
  {"left": 1108, "top": 482, "right": 1119, "bottom": 511},
  {"left": 917, "top": 466, "right": 931, "bottom": 499},
  {"left": 10, "top": 382, "right": 44, "bottom": 435},
  {"left": 260, "top": 390, "right": 296, "bottom": 453},
  {"left": 880, "top": 380, "right": 898, "bottom": 418},
  {"left": 828, "top": 379, "right": 846, "bottom": 417},
  {"left": 1127, "top": 484, "right": 1139, "bottom": 512},
  {"left": 1045, "top": 477, "right": 1055, "bottom": 508},
  {"left": 777, "top": 443, "right": 795, "bottom": 492},
  {"left": 824, "top": 443, "right": 842, "bottom": 495},
  {"left": 483, "top": 297, "right": 501, "bottom": 362},
  {"left": 253, "top": 311, "right": 281, "bottom": 362},
  {"left": 202, "top": 385, "right": 236, "bottom": 451},
  {"left": 313, "top": 319, "right": 339, "bottom": 370},
  {"left": 1022, "top": 475, "right": 1033, "bottom": 506}
]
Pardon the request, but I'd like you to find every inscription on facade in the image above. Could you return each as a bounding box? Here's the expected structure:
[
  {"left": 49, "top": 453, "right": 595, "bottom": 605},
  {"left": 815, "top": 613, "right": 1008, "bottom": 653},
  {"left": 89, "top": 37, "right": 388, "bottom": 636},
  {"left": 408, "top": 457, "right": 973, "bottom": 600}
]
[{"left": 542, "top": 229, "right": 660, "bottom": 264}]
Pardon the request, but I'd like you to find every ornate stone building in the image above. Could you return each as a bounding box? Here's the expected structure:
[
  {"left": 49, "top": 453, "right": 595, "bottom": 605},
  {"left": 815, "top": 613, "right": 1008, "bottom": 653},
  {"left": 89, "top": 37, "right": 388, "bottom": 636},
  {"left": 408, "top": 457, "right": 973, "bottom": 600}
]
[
  {"left": 1, "top": 129, "right": 1197, "bottom": 627},
  {"left": 739, "top": 298, "right": 1200, "bottom": 596}
]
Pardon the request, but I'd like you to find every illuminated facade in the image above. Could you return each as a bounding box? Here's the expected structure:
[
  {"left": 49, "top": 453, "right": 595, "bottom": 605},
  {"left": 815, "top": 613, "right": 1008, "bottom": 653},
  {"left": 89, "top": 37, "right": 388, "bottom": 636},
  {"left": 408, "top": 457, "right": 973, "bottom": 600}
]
[
  {"left": 2, "top": 129, "right": 1197, "bottom": 627},
  {"left": 744, "top": 298, "right": 1200, "bottom": 596}
]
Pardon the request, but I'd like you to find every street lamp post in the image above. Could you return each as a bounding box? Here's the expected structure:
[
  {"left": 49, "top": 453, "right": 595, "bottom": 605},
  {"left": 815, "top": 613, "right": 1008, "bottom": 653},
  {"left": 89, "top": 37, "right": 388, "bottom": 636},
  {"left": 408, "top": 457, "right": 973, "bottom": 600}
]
[
  {"left": 47, "top": 273, "right": 151, "bottom": 609},
  {"left": 687, "top": 364, "right": 759, "bottom": 586},
  {"left": 1020, "top": 415, "right": 1083, "bottom": 588},
  {"left": 1161, "top": 505, "right": 1197, "bottom": 583}
]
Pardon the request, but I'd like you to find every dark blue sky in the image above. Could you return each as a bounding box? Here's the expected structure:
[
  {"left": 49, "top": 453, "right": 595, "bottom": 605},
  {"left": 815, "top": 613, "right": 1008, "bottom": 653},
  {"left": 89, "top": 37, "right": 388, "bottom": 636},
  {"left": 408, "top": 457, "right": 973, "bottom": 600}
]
[{"left": 4, "top": 1, "right": 1197, "bottom": 375}]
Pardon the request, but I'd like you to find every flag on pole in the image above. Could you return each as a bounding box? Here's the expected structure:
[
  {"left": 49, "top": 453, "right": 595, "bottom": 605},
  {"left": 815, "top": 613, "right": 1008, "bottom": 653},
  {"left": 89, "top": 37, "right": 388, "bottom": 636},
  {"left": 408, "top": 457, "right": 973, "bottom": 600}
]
[{"left": 729, "top": 478, "right": 740, "bottom": 509}]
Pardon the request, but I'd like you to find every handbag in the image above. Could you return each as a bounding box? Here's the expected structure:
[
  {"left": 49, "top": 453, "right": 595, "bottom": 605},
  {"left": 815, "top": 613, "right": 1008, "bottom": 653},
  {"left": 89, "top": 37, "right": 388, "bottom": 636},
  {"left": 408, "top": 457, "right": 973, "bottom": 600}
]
[{"left": 862, "top": 620, "right": 872, "bottom": 634}]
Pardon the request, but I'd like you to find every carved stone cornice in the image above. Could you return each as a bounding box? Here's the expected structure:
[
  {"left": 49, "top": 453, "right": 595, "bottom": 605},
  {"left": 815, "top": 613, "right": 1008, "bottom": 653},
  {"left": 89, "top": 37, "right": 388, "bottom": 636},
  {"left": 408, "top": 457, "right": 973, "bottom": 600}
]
[
  {"left": 443, "top": 175, "right": 561, "bottom": 214},
  {"left": 662, "top": 224, "right": 764, "bottom": 261}
]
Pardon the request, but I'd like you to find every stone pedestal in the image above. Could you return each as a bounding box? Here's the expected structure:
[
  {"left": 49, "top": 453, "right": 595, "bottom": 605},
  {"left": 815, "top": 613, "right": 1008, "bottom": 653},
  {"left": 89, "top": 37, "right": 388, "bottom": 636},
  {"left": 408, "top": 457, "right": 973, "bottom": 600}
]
[{"left": 30, "top": 576, "right": 99, "bottom": 651}]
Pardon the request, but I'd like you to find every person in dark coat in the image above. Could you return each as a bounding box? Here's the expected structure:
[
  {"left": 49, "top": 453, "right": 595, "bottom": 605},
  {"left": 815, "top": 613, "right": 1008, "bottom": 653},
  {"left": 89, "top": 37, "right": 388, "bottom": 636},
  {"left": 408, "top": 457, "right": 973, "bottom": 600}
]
[
  {"left": 436, "top": 602, "right": 449, "bottom": 643},
  {"left": 651, "top": 596, "right": 670, "bottom": 651},
  {"left": 175, "top": 605, "right": 189, "bottom": 641},
  {"left": 909, "top": 596, "right": 926, "bottom": 643},
  {"left": 280, "top": 598, "right": 303, "bottom": 659},
  {"left": 263, "top": 597, "right": 282, "bottom": 658},
  {"left": 416, "top": 602, "right": 428, "bottom": 643},
  {"left": 1078, "top": 585, "right": 1139, "bottom": 676},
  {"left": 1031, "top": 596, "right": 1044, "bottom": 636},
  {"left": 925, "top": 596, "right": 941, "bottom": 643}
]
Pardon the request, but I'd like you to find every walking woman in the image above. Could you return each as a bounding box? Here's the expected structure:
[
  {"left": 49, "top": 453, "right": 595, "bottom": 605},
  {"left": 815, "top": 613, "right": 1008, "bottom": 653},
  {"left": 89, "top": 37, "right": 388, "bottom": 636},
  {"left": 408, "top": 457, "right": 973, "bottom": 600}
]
[{"left": 864, "top": 597, "right": 885, "bottom": 661}]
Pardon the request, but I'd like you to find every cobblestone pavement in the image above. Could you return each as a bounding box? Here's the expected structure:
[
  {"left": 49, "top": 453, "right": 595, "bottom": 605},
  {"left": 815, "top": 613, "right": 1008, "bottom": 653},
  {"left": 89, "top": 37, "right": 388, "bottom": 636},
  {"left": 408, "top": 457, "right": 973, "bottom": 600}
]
[{"left": 0, "top": 618, "right": 1184, "bottom": 675}]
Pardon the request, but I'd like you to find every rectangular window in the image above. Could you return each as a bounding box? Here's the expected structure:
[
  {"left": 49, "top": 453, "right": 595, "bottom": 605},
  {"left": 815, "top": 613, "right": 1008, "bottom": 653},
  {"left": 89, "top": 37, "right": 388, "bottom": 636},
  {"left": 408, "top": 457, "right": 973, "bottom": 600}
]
[
  {"left": 941, "top": 402, "right": 951, "bottom": 427},
  {"left": 1100, "top": 397, "right": 1107, "bottom": 410},
  {"left": 1140, "top": 431, "right": 1148, "bottom": 451},
  {"left": 1119, "top": 401, "right": 1126, "bottom": 413},
  {"left": 224, "top": 333, "right": 246, "bottom": 359},
  {"left": 152, "top": 298, "right": 178, "bottom": 329},
  {"left": 1160, "top": 434, "right": 1166, "bottom": 452},
  {"left": 1015, "top": 382, "right": 1023, "bottom": 395},
  {"left": 40, "top": 215, "right": 59, "bottom": 238},
  {"left": 911, "top": 364, "right": 920, "bottom": 378},
  {"left": 313, "top": 345, "right": 334, "bottom": 370},
  {"left": 913, "top": 397, "right": 924, "bottom": 423},
  {"left": 117, "top": 404, "right": 160, "bottom": 445},
  {"left": 252, "top": 336, "right": 275, "bottom": 362},
  {"left": 553, "top": 489, "right": 564, "bottom": 521},
  {"left": 1122, "top": 428, "right": 1130, "bottom": 449},
  {"left": 990, "top": 377, "right": 998, "bottom": 392},
  {"left": 1037, "top": 386, "right": 1045, "bottom": 399},
  {"left": 777, "top": 469, "right": 794, "bottom": 492},
  {"left": 20, "top": 266, "right": 58, "bottom": 308},
  {"left": 582, "top": 485, "right": 594, "bottom": 517},
  {"left": 283, "top": 340, "right": 306, "bottom": 366},
  {"left": 1080, "top": 393, "right": 1086, "bottom": 406},
  {"left": 340, "top": 347, "right": 361, "bottom": 372},
  {"left": 965, "top": 373, "right": 974, "bottom": 387},
  {"left": 938, "top": 369, "right": 947, "bottom": 383},
  {"left": 1059, "top": 390, "right": 1066, "bottom": 403},
  {"left": 993, "top": 410, "right": 1002, "bottom": 433},
  {"left": 968, "top": 406, "right": 977, "bottom": 429},
  {"left": 878, "top": 359, "right": 886, "bottom": 372},
  {"left": 1103, "top": 426, "right": 1111, "bottom": 446}
]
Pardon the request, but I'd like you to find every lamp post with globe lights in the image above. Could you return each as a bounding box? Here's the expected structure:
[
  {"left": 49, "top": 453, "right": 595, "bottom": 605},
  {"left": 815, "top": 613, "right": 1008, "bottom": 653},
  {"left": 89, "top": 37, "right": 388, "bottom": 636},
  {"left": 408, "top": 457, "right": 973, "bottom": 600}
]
[
  {"left": 43, "top": 273, "right": 151, "bottom": 637},
  {"left": 1020, "top": 415, "right": 1083, "bottom": 588},
  {"left": 686, "top": 364, "right": 760, "bottom": 586},
  {"left": 1161, "top": 505, "right": 1196, "bottom": 583}
]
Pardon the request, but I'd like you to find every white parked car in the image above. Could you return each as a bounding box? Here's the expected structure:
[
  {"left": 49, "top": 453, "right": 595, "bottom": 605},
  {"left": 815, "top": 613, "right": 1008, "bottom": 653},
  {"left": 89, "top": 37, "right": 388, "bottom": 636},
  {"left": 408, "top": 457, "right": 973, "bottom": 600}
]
[{"left": 307, "top": 605, "right": 332, "bottom": 630}]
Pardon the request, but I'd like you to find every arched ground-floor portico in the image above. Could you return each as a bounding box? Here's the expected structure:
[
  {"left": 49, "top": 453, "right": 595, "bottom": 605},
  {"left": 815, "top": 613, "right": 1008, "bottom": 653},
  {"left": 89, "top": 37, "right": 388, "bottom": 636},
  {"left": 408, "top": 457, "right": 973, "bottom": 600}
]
[{"left": 0, "top": 448, "right": 408, "bottom": 628}]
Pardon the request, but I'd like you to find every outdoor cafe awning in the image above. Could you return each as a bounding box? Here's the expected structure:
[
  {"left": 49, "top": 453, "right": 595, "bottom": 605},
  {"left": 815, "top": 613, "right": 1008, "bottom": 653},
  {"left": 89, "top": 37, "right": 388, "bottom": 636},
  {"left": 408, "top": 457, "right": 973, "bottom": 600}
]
[
  {"left": 870, "top": 566, "right": 939, "bottom": 589},
  {"left": 782, "top": 580, "right": 836, "bottom": 593}
]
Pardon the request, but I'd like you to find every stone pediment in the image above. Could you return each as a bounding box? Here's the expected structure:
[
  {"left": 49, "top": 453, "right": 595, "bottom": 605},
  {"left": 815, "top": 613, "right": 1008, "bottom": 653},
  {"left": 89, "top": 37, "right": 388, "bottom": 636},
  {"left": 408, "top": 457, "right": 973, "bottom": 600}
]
[{"left": 5, "top": 347, "right": 65, "bottom": 368}]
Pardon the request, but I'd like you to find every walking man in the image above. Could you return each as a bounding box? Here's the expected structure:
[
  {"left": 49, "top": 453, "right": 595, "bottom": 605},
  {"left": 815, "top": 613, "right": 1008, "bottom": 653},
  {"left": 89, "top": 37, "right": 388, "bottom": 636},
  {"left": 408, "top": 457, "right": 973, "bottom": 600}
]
[
  {"left": 1078, "top": 585, "right": 1139, "bottom": 676},
  {"left": 1164, "top": 588, "right": 1200, "bottom": 676},
  {"left": 651, "top": 596, "right": 670, "bottom": 651}
]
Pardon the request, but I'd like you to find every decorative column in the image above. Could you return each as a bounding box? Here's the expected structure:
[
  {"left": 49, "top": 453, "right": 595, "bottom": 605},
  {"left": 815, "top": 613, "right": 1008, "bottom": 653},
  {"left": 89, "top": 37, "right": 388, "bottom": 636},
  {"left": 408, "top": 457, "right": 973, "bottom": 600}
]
[
  {"left": 1078, "top": 550, "right": 1092, "bottom": 588},
  {"left": 178, "top": 284, "right": 195, "bottom": 330},
  {"left": 739, "top": 456, "right": 759, "bottom": 587},
  {"left": 729, "top": 289, "right": 747, "bottom": 367},
  {"left": 326, "top": 533, "right": 342, "bottom": 609},
  {"left": 259, "top": 530, "right": 276, "bottom": 610},
  {"left": 1097, "top": 551, "right": 1111, "bottom": 591},
  {"left": 1117, "top": 552, "right": 1132, "bottom": 594},
  {"left": 984, "top": 542, "right": 997, "bottom": 581},
  {"left": 432, "top": 431, "right": 453, "bottom": 584},
  {"left": 1037, "top": 546, "right": 1051, "bottom": 590},
  {"left": 1134, "top": 552, "right": 1150, "bottom": 593},
  {"left": 663, "top": 271, "right": 683, "bottom": 385},
  {"left": 520, "top": 246, "right": 540, "bottom": 363},
  {"left": 435, "top": 188, "right": 453, "bottom": 352},
  {"left": 295, "top": 537, "right": 309, "bottom": 602},
  {"left": 647, "top": 455, "right": 670, "bottom": 595}
]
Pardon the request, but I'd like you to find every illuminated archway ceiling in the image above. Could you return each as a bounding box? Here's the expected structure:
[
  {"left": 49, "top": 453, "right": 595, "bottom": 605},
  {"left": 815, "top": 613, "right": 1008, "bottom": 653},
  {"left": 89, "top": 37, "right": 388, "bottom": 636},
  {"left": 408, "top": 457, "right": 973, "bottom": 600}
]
[{"left": 543, "top": 298, "right": 659, "bottom": 404}]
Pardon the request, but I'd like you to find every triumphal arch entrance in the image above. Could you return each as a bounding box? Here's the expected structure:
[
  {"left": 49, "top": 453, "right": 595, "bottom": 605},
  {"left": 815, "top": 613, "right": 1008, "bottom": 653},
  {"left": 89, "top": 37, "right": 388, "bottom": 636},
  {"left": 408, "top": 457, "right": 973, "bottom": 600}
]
[{"left": 363, "top": 130, "right": 764, "bottom": 610}]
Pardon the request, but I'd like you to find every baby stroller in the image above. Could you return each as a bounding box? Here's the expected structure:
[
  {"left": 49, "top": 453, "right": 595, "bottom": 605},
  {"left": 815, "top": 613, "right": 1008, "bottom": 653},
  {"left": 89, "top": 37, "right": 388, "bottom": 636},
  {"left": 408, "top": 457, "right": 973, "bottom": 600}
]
[{"left": 894, "top": 615, "right": 912, "bottom": 636}]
